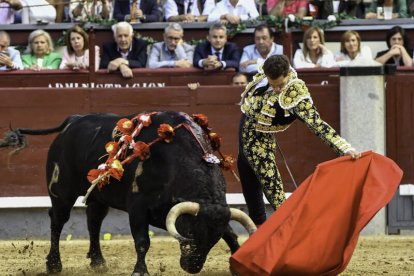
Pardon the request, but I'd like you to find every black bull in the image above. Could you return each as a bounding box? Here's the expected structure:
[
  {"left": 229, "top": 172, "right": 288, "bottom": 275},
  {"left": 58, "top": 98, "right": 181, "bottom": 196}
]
[{"left": 0, "top": 111, "right": 256, "bottom": 275}]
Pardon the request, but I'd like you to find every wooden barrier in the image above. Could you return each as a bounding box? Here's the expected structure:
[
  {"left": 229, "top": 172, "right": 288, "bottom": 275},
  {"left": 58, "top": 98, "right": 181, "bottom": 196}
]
[
  {"left": 2, "top": 67, "right": 414, "bottom": 206},
  {"left": 0, "top": 68, "right": 236, "bottom": 88},
  {"left": 0, "top": 67, "right": 339, "bottom": 88},
  {"left": 0, "top": 83, "right": 340, "bottom": 197}
]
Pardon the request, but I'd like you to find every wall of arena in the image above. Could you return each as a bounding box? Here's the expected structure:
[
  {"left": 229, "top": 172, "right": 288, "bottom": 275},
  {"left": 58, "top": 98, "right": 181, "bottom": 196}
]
[{"left": 0, "top": 20, "right": 413, "bottom": 238}]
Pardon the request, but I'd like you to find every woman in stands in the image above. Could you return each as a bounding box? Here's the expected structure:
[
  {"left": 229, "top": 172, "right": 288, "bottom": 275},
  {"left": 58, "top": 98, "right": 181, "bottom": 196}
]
[
  {"left": 22, "top": 29, "right": 61, "bottom": 71},
  {"left": 335, "top": 30, "right": 373, "bottom": 67},
  {"left": 375, "top": 26, "right": 413, "bottom": 67},
  {"left": 293, "top": 26, "right": 336, "bottom": 69},
  {"left": 60, "top": 25, "right": 100, "bottom": 71}
]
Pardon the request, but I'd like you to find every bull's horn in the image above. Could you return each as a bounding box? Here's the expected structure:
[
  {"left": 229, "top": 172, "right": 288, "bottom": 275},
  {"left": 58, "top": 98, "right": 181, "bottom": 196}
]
[
  {"left": 166, "top": 202, "right": 200, "bottom": 240},
  {"left": 230, "top": 208, "right": 257, "bottom": 235}
]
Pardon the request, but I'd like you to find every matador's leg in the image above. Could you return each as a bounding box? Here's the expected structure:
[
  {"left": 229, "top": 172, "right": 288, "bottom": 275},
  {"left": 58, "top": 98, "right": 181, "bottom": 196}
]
[{"left": 256, "top": 150, "right": 286, "bottom": 210}]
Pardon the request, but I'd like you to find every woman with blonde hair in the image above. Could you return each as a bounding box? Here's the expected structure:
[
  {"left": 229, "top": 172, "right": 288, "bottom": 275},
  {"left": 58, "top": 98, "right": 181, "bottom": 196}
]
[
  {"left": 335, "top": 30, "right": 372, "bottom": 66},
  {"left": 60, "top": 25, "right": 100, "bottom": 71},
  {"left": 22, "top": 29, "right": 61, "bottom": 71},
  {"left": 293, "top": 26, "right": 336, "bottom": 69}
]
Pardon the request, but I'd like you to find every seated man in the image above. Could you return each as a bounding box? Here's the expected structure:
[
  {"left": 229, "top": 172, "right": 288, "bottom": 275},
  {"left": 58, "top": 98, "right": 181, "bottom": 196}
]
[
  {"left": 0, "top": 31, "right": 23, "bottom": 71},
  {"left": 100, "top": 21, "right": 147, "bottom": 79},
  {"left": 193, "top": 23, "right": 241, "bottom": 71},
  {"left": 69, "top": 0, "right": 112, "bottom": 22},
  {"left": 148, "top": 23, "right": 193, "bottom": 69},
  {"left": 163, "top": 0, "right": 216, "bottom": 22},
  {"left": 207, "top": 0, "right": 259, "bottom": 24},
  {"left": 0, "top": 0, "right": 22, "bottom": 24},
  {"left": 232, "top": 72, "right": 248, "bottom": 86},
  {"left": 113, "top": 0, "right": 160, "bottom": 23},
  {"left": 239, "top": 24, "right": 283, "bottom": 74}
]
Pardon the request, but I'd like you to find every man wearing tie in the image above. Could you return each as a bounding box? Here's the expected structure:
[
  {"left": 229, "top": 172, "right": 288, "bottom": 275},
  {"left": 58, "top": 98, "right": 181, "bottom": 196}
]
[
  {"left": 193, "top": 23, "right": 241, "bottom": 70},
  {"left": 113, "top": 0, "right": 160, "bottom": 23}
]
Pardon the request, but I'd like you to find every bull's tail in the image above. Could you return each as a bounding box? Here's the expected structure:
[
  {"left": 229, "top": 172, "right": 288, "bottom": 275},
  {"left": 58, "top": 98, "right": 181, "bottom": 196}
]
[{"left": 0, "top": 115, "right": 84, "bottom": 151}]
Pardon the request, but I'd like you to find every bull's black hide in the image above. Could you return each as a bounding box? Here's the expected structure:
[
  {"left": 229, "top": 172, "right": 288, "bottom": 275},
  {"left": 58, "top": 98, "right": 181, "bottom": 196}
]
[{"left": 1, "top": 111, "right": 253, "bottom": 276}]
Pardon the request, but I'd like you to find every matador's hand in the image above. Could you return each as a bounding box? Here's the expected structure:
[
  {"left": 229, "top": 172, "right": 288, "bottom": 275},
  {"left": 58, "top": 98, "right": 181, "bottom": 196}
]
[{"left": 346, "top": 149, "right": 362, "bottom": 160}]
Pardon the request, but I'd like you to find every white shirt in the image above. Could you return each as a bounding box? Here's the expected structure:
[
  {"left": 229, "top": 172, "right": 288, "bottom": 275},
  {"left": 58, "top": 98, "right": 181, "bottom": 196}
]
[
  {"left": 207, "top": 0, "right": 259, "bottom": 22},
  {"left": 0, "top": 47, "right": 23, "bottom": 71},
  {"left": 20, "top": 0, "right": 56, "bottom": 24},
  {"left": 163, "top": 0, "right": 216, "bottom": 20},
  {"left": 293, "top": 48, "right": 336, "bottom": 69},
  {"left": 239, "top": 42, "right": 283, "bottom": 73},
  {"left": 334, "top": 45, "right": 373, "bottom": 67}
]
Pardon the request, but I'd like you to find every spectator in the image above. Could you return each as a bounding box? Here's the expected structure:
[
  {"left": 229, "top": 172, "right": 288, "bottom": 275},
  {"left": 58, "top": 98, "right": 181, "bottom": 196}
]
[
  {"left": 409, "top": 0, "right": 414, "bottom": 17},
  {"left": 310, "top": 0, "right": 365, "bottom": 19},
  {"left": 335, "top": 30, "right": 373, "bottom": 67},
  {"left": 267, "top": 0, "right": 307, "bottom": 18},
  {"left": 20, "top": 0, "right": 57, "bottom": 24},
  {"left": 187, "top": 72, "right": 248, "bottom": 90},
  {"left": 207, "top": 0, "right": 259, "bottom": 24},
  {"left": 22, "top": 29, "right": 61, "bottom": 70},
  {"left": 308, "top": 0, "right": 332, "bottom": 19},
  {"left": 148, "top": 23, "right": 193, "bottom": 69},
  {"left": 375, "top": 26, "right": 413, "bottom": 66},
  {"left": 232, "top": 72, "right": 248, "bottom": 86},
  {"left": 365, "top": 0, "right": 408, "bottom": 19},
  {"left": 337, "top": 0, "right": 365, "bottom": 18},
  {"left": 113, "top": 0, "right": 160, "bottom": 23},
  {"left": 239, "top": 24, "right": 283, "bottom": 74},
  {"left": 60, "top": 25, "right": 100, "bottom": 71},
  {"left": 48, "top": 0, "right": 70, "bottom": 22},
  {"left": 0, "top": 31, "right": 23, "bottom": 70},
  {"left": 293, "top": 26, "right": 336, "bottom": 69},
  {"left": 163, "top": 0, "right": 215, "bottom": 22},
  {"left": 100, "top": 21, "right": 147, "bottom": 78},
  {"left": 0, "top": 0, "right": 22, "bottom": 24},
  {"left": 193, "top": 23, "right": 241, "bottom": 70},
  {"left": 69, "top": 0, "right": 111, "bottom": 22}
]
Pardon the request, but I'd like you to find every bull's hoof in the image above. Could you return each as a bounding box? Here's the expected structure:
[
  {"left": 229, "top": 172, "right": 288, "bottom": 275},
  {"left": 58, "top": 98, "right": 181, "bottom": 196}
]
[
  {"left": 131, "top": 272, "right": 149, "bottom": 276},
  {"left": 46, "top": 254, "right": 62, "bottom": 274},
  {"left": 91, "top": 262, "right": 108, "bottom": 273},
  {"left": 46, "top": 261, "right": 62, "bottom": 274}
]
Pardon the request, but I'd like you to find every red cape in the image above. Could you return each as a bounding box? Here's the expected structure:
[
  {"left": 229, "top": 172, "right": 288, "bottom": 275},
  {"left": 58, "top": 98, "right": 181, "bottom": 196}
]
[{"left": 230, "top": 151, "right": 403, "bottom": 276}]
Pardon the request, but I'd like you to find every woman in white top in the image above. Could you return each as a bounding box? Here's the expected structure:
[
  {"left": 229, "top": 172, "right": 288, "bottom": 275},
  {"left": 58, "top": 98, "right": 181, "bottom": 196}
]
[
  {"left": 60, "top": 25, "right": 100, "bottom": 71},
  {"left": 335, "top": 30, "right": 372, "bottom": 67},
  {"left": 20, "top": 0, "right": 56, "bottom": 24},
  {"left": 293, "top": 26, "right": 336, "bottom": 69}
]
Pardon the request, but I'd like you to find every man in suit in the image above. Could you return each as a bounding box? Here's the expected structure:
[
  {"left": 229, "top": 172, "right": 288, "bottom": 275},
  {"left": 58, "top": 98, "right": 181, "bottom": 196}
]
[
  {"left": 193, "top": 23, "right": 241, "bottom": 70},
  {"left": 113, "top": 0, "right": 160, "bottom": 23},
  {"left": 100, "top": 21, "right": 147, "bottom": 79}
]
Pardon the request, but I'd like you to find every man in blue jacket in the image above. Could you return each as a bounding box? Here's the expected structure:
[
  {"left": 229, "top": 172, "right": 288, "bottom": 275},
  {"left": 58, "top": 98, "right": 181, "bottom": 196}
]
[{"left": 193, "top": 23, "right": 241, "bottom": 70}]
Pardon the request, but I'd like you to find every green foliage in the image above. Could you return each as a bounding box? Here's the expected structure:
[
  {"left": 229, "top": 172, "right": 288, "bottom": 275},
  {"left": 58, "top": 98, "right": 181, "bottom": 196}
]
[{"left": 225, "top": 13, "right": 356, "bottom": 38}]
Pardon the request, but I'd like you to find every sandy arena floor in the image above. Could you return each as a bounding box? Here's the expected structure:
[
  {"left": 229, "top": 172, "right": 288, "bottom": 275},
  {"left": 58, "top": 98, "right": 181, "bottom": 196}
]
[{"left": 0, "top": 235, "right": 413, "bottom": 275}]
